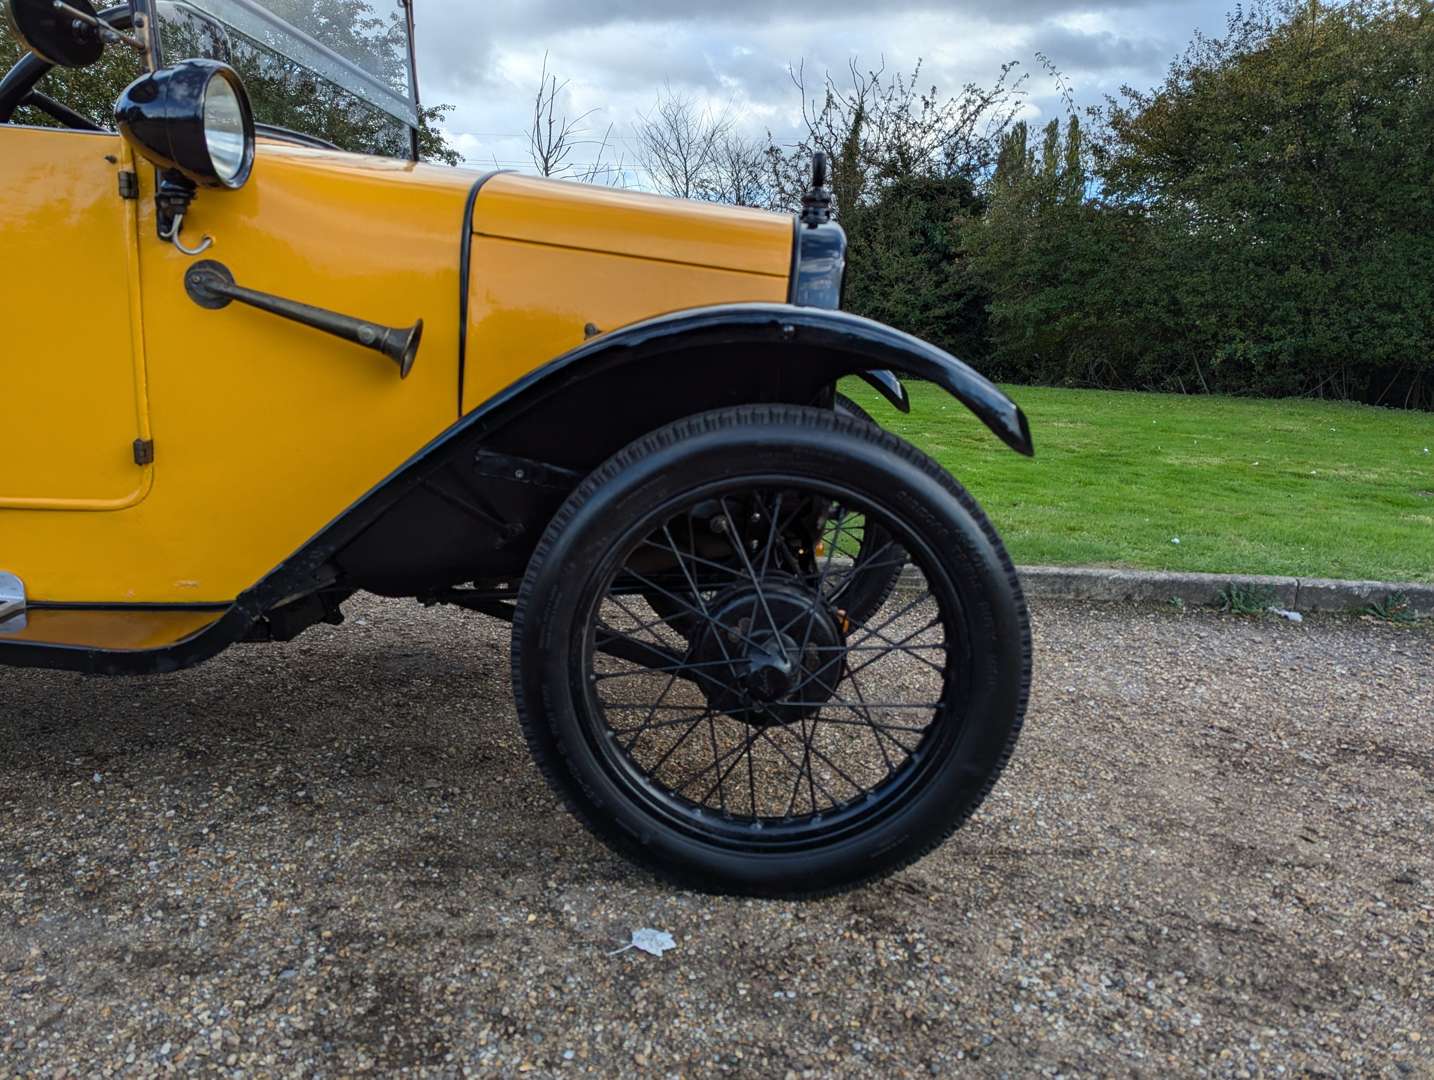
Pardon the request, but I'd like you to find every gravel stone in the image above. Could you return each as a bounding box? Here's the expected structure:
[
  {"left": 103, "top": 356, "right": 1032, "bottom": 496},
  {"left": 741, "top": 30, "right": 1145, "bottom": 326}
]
[{"left": 1, "top": 595, "right": 1430, "bottom": 1077}]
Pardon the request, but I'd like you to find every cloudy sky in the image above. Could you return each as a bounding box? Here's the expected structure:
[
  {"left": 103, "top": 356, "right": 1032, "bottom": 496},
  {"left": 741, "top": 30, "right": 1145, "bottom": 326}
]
[{"left": 408, "top": 0, "right": 1235, "bottom": 181}]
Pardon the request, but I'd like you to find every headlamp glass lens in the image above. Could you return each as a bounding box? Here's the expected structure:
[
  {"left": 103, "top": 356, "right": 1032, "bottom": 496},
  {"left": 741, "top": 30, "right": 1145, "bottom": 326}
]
[{"left": 203, "top": 74, "right": 247, "bottom": 185}]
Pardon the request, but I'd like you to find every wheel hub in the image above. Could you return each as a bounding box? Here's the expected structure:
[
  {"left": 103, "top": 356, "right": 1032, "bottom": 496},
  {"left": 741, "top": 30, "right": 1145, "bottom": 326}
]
[{"left": 690, "top": 579, "right": 846, "bottom": 727}]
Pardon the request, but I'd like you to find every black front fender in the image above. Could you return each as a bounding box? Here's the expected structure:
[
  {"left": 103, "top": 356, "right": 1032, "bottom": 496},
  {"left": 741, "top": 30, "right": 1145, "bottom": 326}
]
[{"left": 487, "top": 303, "right": 1033, "bottom": 457}]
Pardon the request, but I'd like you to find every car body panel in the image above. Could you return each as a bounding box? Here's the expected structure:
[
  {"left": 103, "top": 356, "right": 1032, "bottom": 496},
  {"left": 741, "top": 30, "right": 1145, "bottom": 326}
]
[
  {"left": 461, "top": 174, "right": 791, "bottom": 413},
  {"left": 0, "top": 140, "right": 797, "bottom": 609},
  {"left": 2, "top": 608, "right": 223, "bottom": 650},
  {"left": 0, "top": 128, "right": 153, "bottom": 509},
  {"left": 0, "top": 298, "right": 1032, "bottom": 674},
  {"left": 2, "top": 139, "right": 473, "bottom": 604}
]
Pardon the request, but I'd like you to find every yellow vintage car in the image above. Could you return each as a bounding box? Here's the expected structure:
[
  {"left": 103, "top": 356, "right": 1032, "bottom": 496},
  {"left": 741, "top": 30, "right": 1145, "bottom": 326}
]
[{"left": 0, "top": 0, "right": 1034, "bottom": 896}]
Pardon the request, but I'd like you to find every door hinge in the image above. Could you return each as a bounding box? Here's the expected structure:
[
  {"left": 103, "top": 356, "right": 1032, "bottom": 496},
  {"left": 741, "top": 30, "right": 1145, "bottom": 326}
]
[
  {"left": 117, "top": 170, "right": 139, "bottom": 199},
  {"left": 133, "top": 438, "right": 154, "bottom": 466}
]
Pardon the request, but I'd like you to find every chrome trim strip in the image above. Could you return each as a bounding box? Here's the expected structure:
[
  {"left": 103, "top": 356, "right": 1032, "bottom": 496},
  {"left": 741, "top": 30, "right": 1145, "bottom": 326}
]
[{"left": 0, "top": 572, "right": 27, "bottom": 632}]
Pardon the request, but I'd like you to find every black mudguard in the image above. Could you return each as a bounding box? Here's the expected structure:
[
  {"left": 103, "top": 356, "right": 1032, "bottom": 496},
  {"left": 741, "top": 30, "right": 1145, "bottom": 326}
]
[{"left": 484, "top": 303, "right": 1032, "bottom": 458}]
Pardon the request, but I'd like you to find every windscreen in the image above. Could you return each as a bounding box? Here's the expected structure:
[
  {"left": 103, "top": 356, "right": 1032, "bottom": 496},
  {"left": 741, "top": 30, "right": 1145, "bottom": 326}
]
[{"left": 155, "top": 0, "right": 418, "bottom": 157}]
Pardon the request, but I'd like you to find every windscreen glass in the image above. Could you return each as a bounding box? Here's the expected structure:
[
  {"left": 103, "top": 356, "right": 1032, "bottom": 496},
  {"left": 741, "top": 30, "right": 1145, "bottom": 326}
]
[{"left": 155, "top": 0, "right": 417, "bottom": 158}]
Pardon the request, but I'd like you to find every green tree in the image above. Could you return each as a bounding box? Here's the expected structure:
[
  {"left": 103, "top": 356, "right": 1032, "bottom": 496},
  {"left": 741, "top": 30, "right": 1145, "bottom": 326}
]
[
  {"left": 843, "top": 173, "right": 991, "bottom": 362},
  {"left": 966, "top": 117, "right": 1169, "bottom": 386},
  {"left": 1092, "top": 0, "right": 1434, "bottom": 405}
]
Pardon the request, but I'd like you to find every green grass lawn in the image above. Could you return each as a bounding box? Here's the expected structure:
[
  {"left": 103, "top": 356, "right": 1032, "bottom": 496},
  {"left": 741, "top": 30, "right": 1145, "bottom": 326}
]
[{"left": 842, "top": 380, "right": 1434, "bottom": 583}]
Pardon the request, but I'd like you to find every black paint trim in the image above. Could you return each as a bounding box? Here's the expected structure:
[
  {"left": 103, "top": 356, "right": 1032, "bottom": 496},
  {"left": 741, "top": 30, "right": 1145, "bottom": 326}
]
[
  {"left": 857, "top": 370, "right": 912, "bottom": 414},
  {"left": 254, "top": 123, "right": 339, "bottom": 151},
  {"left": 0, "top": 303, "right": 1030, "bottom": 676},
  {"left": 27, "top": 601, "right": 231, "bottom": 612},
  {"left": 786, "top": 217, "right": 802, "bottom": 303},
  {"left": 457, "top": 170, "right": 506, "bottom": 416}
]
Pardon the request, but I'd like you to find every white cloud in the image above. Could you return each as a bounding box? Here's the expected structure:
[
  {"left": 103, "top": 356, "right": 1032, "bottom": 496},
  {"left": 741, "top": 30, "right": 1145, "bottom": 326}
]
[{"left": 410, "top": 0, "right": 1235, "bottom": 175}]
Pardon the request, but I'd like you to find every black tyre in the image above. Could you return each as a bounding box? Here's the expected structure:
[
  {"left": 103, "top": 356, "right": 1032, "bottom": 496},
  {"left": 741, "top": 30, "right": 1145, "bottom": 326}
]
[{"left": 512, "top": 405, "right": 1030, "bottom": 898}]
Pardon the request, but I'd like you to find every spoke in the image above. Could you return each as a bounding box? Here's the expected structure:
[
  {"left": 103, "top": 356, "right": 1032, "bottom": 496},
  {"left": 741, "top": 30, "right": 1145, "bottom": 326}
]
[
  {"left": 618, "top": 668, "right": 682, "bottom": 751},
  {"left": 844, "top": 642, "right": 946, "bottom": 653},
  {"left": 786, "top": 662, "right": 941, "bottom": 737},
  {"left": 781, "top": 505, "right": 851, "bottom": 670},
  {"left": 635, "top": 538, "right": 748, "bottom": 582},
  {"left": 842, "top": 617, "right": 947, "bottom": 681},
  {"left": 661, "top": 523, "right": 736, "bottom": 670},
  {"left": 605, "top": 711, "right": 721, "bottom": 734},
  {"left": 602, "top": 592, "right": 686, "bottom": 646},
  {"left": 719, "top": 496, "right": 783, "bottom": 640},
  {"left": 756, "top": 491, "right": 785, "bottom": 579},
  {"left": 621, "top": 565, "right": 768, "bottom": 655},
  {"left": 756, "top": 720, "right": 867, "bottom": 803},
  {"left": 672, "top": 725, "right": 754, "bottom": 801},
  {"left": 798, "top": 715, "right": 933, "bottom": 734},
  {"left": 593, "top": 658, "right": 741, "bottom": 681},
  {"left": 704, "top": 711, "right": 728, "bottom": 813},
  {"left": 848, "top": 664, "right": 896, "bottom": 773},
  {"left": 644, "top": 707, "right": 719, "bottom": 776},
  {"left": 593, "top": 627, "right": 686, "bottom": 673},
  {"left": 696, "top": 726, "right": 764, "bottom": 809},
  {"left": 745, "top": 723, "right": 760, "bottom": 817},
  {"left": 753, "top": 723, "right": 844, "bottom": 807},
  {"left": 827, "top": 552, "right": 909, "bottom": 584},
  {"left": 785, "top": 712, "right": 819, "bottom": 819},
  {"left": 598, "top": 603, "right": 684, "bottom": 643}
]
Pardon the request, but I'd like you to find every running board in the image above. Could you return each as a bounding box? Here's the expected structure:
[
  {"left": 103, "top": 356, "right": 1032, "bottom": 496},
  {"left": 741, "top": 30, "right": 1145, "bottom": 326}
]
[
  {"left": 0, "top": 572, "right": 26, "bottom": 633},
  {"left": 0, "top": 605, "right": 226, "bottom": 653}
]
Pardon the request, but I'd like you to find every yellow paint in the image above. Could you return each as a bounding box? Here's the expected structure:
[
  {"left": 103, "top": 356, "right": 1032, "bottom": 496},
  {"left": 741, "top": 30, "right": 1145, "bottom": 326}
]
[
  {"left": 463, "top": 175, "right": 791, "bottom": 412},
  {"left": 3, "top": 139, "right": 471, "bottom": 602},
  {"left": 0, "top": 128, "right": 153, "bottom": 508},
  {"left": 3, "top": 608, "right": 221, "bottom": 648},
  {"left": 1, "top": 136, "right": 794, "bottom": 611}
]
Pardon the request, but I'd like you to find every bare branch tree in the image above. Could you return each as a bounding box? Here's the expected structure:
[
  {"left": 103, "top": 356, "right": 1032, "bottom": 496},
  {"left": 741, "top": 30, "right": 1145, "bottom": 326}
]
[
  {"left": 633, "top": 88, "right": 733, "bottom": 199},
  {"left": 527, "top": 53, "right": 624, "bottom": 185},
  {"left": 765, "top": 57, "right": 1029, "bottom": 215},
  {"left": 702, "top": 133, "right": 771, "bottom": 207}
]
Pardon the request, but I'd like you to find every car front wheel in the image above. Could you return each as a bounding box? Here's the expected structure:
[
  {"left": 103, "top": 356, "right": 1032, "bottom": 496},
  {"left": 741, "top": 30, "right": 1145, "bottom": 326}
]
[{"left": 511, "top": 404, "right": 1030, "bottom": 898}]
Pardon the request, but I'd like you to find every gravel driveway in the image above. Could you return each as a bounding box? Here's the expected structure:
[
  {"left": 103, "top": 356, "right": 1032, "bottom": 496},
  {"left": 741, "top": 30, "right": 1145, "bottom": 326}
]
[{"left": 2, "top": 597, "right": 1430, "bottom": 1077}]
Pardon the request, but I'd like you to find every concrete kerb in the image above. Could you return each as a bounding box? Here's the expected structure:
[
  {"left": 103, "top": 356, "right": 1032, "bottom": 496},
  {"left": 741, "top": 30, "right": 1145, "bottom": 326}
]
[{"left": 884, "top": 563, "right": 1433, "bottom": 618}]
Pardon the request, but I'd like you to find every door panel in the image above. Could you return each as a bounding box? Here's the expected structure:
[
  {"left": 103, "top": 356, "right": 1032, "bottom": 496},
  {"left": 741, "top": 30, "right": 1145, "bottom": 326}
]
[
  {"left": 1, "top": 143, "right": 471, "bottom": 603},
  {"left": 0, "top": 128, "right": 150, "bottom": 507}
]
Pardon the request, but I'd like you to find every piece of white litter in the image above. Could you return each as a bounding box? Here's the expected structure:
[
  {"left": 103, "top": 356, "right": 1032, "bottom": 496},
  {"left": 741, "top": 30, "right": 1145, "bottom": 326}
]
[
  {"left": 610, "top": 928, "right": 677, "bottom": 957},
  {"left": 1268, "top": 608, "right": 1303, "bottom": 623},
  {"left": 1171, "top": 537, "right": 1181, "bottom": 545}
]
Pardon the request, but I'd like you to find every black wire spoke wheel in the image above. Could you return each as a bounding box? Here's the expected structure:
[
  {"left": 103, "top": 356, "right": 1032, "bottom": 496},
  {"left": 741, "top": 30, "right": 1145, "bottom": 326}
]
[
  {"left": 512, "top": 405, "right": 1030, "bottom": 898},
  {"left": 590, "top": 487, "right": 947, "bottom": 828}
]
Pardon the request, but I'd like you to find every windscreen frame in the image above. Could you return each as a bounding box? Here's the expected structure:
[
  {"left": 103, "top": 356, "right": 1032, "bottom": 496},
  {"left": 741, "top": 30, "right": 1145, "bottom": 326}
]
[{"left": 148, "top": 0, "right": 420, "bottom": 156}]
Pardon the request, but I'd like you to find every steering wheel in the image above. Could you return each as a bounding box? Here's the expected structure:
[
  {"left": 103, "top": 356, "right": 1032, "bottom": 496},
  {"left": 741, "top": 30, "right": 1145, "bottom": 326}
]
[{"left": 0, "top": 5, "right": 133, "bottom": 128}]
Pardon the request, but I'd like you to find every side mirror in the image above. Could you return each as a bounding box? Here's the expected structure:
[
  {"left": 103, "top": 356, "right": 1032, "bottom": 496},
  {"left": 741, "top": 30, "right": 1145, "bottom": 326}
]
[{"left": 3, "top": 0, "right": 106, "bottom": 68}]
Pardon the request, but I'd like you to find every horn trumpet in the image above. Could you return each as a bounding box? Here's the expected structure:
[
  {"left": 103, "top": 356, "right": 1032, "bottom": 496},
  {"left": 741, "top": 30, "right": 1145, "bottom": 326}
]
[{"left": 184, "top": 260, "right": 422, "bottom": 379}]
